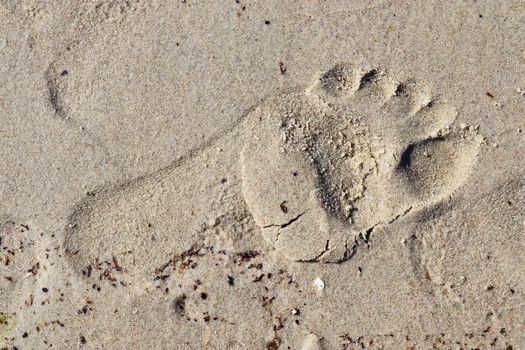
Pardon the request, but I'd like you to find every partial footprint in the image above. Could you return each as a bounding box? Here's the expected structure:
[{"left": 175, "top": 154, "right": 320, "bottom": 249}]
[
  {"left": 404, "top": 178, "right": 524, "bottom": 321},
  {"left": 64, "top": 143, "right": 255, "bottom": 288},
  {"left": 241, "top": 63, "right": 481, "bottom": 263}
]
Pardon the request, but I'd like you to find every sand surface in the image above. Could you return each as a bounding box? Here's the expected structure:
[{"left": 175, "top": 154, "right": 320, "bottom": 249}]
[{"left": 1, "top": 1, "right": 524, "bottom": 349}]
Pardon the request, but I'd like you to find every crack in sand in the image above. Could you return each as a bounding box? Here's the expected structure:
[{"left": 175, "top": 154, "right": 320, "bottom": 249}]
[
  {"left": 297, "top": 239, "right": 331, "bottom": 263},
  {"left": 307, "top": 205, "right": 415, "bottom": 264},
  {"left": 267, "top": 205, "right": 415, "bottom": 264},
  {"left": 262, "top": 209, "right": 310, "bottom": 230},
  {"left": 362, "top": 205, "right": 414, "bottom": 244}
]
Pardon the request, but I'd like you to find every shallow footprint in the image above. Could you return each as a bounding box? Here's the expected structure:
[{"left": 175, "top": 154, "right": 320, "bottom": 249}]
[
  {"left": 64, "top": 143, "right": 252, "bottom": 288},
  {"left": 403, "top": 178, "right": 524, "bottom": 325},
  {"left": 240, "top": 64, "right": 481, "bottom": 263}
]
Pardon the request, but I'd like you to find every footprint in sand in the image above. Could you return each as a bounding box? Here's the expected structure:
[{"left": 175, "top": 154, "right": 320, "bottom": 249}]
[
  {"left": 241, "top": 63, "right": 481, "bottom": 262},
  {"left": 64, "top": 64, "right": 481, "bottom": 285}
]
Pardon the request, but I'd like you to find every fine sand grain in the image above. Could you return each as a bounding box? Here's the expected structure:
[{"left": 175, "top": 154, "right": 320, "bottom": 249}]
[{"left": 1, "top": 1, "right": 524, "bottom": 349}]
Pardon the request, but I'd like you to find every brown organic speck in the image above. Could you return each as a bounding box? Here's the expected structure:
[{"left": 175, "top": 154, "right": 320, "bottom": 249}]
[
  {"left": 266, "top": 336, "right": 281, "bottom": 350},
  {"left": 279, "top": 62, "right": 286, "bottom": 75}
]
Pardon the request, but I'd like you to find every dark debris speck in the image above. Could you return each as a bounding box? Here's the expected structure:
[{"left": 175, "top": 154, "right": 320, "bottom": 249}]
[{"left": 227, "top": 275, "right": 235, "bottom": 286}]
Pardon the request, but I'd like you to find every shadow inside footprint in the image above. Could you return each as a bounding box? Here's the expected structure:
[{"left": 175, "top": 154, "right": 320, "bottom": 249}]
[
  {"left": 398, "top": 143, "right": 417, "bottom": 169},
  {"left": 395, "top": 135, "right": 481, "bottom": 201}
]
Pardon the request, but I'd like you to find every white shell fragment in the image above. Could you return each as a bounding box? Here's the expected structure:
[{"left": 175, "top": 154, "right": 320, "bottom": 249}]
[
  {"left": 300, "top": 333, "right": 323, "bottom": 350},
  {"left": 313, "top": 277, "right": 325, "bottom": 292}
]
